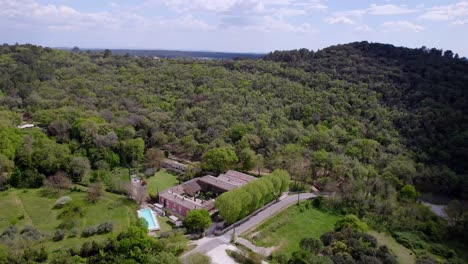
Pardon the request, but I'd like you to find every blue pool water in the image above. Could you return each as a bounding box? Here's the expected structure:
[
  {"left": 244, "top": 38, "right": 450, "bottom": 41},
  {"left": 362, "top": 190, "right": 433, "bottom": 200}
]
[{"left": 138, "top": 208, "right": 159, "bottom": 230}]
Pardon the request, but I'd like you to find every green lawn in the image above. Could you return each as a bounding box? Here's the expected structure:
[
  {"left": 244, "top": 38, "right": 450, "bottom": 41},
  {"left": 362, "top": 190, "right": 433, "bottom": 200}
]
[
  {"left": 146, "top": 169, "right": 179, "bottom": 196},
  {"left": 0, "top": 188, "right": 137, "bottom": 252},
  {"left": 156, "top": 216, "right": 175, "bottom": 234},
  {"left": 244, "top": 202, "right": 339, "bottom": 256}
]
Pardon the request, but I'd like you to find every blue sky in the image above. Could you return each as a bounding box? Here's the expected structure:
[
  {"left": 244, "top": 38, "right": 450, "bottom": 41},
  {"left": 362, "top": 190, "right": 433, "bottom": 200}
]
[{"left": 1, "top": 0, "right": 468, "bottom": 55}]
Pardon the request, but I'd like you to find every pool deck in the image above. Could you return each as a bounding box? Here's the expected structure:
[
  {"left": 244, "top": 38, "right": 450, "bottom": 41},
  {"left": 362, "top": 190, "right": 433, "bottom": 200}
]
[{"left": 137, "top": 208, "right": 161, "bottom": 231}]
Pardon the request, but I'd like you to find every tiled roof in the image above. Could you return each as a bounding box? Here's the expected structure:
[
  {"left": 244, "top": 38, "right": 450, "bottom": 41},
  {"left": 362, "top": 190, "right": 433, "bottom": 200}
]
[
  {"left": 159, "top": 171, "right": 257, "bottom": 210},
  {"left": 159, "top": 190, "right": 213, "bottom": 210},
  {"left": 225, "top": 170, "right": 257, "bottom": 182},
  {"left": 197, "top": 175, "right": 237, "bottom": 191}
]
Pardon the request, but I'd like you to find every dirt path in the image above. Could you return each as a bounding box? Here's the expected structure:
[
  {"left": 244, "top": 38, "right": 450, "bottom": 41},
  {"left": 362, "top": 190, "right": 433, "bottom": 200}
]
[{"left": 14, "top": 193, "right": 32, "bottom": 224}]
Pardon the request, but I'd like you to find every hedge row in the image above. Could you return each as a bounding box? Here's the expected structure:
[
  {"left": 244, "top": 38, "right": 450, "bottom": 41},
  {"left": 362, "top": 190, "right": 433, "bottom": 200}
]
[{"left": 215, "top": 169, "right": 290, "bottom": 224}]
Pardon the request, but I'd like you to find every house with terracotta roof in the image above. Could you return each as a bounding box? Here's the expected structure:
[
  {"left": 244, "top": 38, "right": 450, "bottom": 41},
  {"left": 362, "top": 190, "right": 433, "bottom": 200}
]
[{"left": 158, "top": 170, "right": 256, "bottom": 217}]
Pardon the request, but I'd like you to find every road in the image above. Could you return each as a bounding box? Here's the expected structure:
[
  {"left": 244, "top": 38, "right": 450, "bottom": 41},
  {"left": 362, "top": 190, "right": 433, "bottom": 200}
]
[
  {"left": 182, "top": 193, "right": 316, "bottom": 259},
  {"left": 223, "top": 192, "right": 316, "bottom": 238}
]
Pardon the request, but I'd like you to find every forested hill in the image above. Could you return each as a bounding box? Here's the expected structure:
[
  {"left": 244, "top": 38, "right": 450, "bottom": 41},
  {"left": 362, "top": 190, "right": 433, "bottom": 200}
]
[
  {"left": 0, "top": 42, "right": 467, "bottom": 201},
  {"left": 266, "top": 42, "right": 468, "bottom": 184}
]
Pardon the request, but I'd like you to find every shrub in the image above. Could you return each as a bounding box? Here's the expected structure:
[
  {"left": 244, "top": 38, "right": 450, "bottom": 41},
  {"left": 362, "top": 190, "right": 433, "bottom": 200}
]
[
  {"left": 54, "top": 196, "right": 72, "bottom": 209},
  {"left": 58, "top": 201, "right": 85, "bottom": 219},
  {"left": 300, "top": 237, "right": 324, "bottom": 254},
  {"left": 226, "top": 249, "right": 261, "bottom": 264},
  {"left": 97, "top": 222, "right": 114, "bottom": 234},
  {"left": 81, "top": 226, "right": 97, "bottom": 237},
  {"left": 1, "top": 226, "right": 18, "bottom": 240},
  {"left": 53, "top": 229, "right": 65, "bottom": 241},
  {"left": 415, "top": 254, "right": 440, "bottom": 264},
  {"left": 58, "top": 219, "right": 80, "bottom": 231},
  {"left": 334, "top": 214, "right": 368, "bottom": 233},
  {"left": 392, "top": 231, "right": 426, "bottom": 251},
  {"left": 400, "top": 184, "right": 419, "bottom": 201},
  {"left": 312, "top": 195, "right": 325, "bottom": 209},
  {"left": 57, "top": 201, "right": 85, "bottom": 230},
  {"left": 21, "top": 225, "right": 43, "bottom": 241},
  {"left": 68, "top": 228, "right": 79, "bottom": 238},
  {"left": 429, "top": 244, "right": 455, "bottom": 258},
  {"left": 185, "top": 253, "right": 211, "bottom": 264}
]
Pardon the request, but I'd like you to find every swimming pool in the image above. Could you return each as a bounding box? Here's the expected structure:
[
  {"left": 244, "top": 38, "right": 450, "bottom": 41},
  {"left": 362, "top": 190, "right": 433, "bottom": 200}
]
[{"left": 137, "top": 208, "right": 160, "bottom": 231}]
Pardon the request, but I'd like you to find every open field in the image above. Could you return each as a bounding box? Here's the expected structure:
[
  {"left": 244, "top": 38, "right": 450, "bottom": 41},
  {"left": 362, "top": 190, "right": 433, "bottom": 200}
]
[
  {"left": 146, "top": 169, "right": 179, "bottom": 195},
  {"left": 0, "top": 188, "right": 137, "bottom": 252},
  {"left": 244, "top": 202, "right": 339, "bottom": 256}
]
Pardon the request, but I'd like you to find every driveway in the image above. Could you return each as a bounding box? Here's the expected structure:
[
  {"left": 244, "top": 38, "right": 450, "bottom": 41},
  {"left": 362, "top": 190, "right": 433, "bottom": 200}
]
[
  {"left": 182, "top": 193, "right": 315, "bottom": 258},
  {"left": 223, "top": 193, "right": 316, "bottom": 238}
]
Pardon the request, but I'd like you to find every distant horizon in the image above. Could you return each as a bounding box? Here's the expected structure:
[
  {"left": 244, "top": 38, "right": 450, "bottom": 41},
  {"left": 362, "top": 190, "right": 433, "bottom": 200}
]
[
  {"left": 2, "top": 1, "right": 467, "bottom": 56},
  {"left": 55, "top": 46, "right": 268, "bottom": 54},
  {"left": 6, "top": 41, "right": 467, "bottom": 58}
]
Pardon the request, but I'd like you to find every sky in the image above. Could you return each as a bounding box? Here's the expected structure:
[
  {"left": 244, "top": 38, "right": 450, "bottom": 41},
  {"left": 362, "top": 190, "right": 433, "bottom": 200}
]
[{"left": 1, "top": 0, "right": 468, "bottom": 55}]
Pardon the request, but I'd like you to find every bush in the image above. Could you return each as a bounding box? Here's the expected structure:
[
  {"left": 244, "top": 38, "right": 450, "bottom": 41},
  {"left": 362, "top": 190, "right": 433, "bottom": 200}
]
[
  {"left": 69, "top": 228, "right": 79, "bottom": 238},
  {"left": 400, "top": 184, "right": 419, "bottom": 201},
  {"left": 415, "top": 254, "right": 440, "bottom": 264},
  {"left": 226, "top": 249, "right": 261, "bottom": 264},
  {"left": 54, "top": 196, "right": 72, "bottom": 209},
  {"left": 53, "top": 229, "right": 65, "bottom": 241},
  {"left": 392, "top": 231, "right": 426, "bottom": 251},
  {"left": 57, "top": 201, "right": 85, "bottom": 230},
  {"left": 184, "top": 253, "right": 211, "bottom": 264},
  {"left": 97, "top": 222, "right": 114, "bottom": 234},
  {"left": 300, "top": 237, "right": 324, "bottom": 254},
  {"left": 81, "top": 226, "right": 97, "bottom": 237},
  {"left": 429, "top": 244, "right": 455, "bottom": 258},
  {"left": 312, "top": 195, "right": 325, "bottom": 209},
  {"left": 1, "top": 226, "right": 18, "bottom": 240},
  {"left": 21, "top": 225, "right": 43, "bottom": 241},
  {"left": 334, "top": 214, "right": 368, "bottom": 233}
]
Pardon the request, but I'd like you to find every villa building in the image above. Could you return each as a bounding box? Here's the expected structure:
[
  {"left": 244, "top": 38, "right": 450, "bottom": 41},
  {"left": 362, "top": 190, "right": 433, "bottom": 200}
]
[
  {"left": 161, "top": 158, "right": 188, "bottom": 173},
  {"left": 158, "top": 170, "right": 257, "bottom": 217}
]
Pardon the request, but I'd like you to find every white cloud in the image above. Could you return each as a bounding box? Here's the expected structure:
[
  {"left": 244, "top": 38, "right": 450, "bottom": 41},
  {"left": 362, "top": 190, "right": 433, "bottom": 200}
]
[
  {"left": 367, "top": 4, "right": 417, "bottom": 15},
  {"left": 382, "top": 20, "right": 424, "bottom": 32},
  {"left": 354, "top": 24, "right": 372, "bottom": 32},
  {"left": 163, "top": 0, "right": 326, "bottom": 13},
  {"left": 325, "top": 16, "right": 355, "bottom": 25},
  {"left": 420, "top": 1, "right": 468, "bottom": 23},
  {"left": 452, "top": 19, "right": 468, "bottom": 25},
  {"left": 325, "top": 4, "right": 419, "bottom": 28},
  {"left": 261, "top": 16, "right": 312, "bottom": 32},
  {"left": 275, "top": 8, "right": 306, "bottom": 17},
  {"left": 0, "top": 0, "right": 213, "bottom": 32},
  {"left": 164, "top": 0, "right": 238, "bottom": 12}
]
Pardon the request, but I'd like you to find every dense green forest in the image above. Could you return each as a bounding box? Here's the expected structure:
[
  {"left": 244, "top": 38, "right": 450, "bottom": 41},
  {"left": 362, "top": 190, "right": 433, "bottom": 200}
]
[{"left": 0, "top": 42, "right": 467, "bottom": 263}]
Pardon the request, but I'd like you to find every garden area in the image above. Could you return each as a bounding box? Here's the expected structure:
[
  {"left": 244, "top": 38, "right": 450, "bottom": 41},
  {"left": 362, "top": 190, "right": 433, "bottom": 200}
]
[
  {"left": 146, "top": 169, "right": 179, "bottom": 196},
  {"left": 0, "top": 188, "right": 136, "bottom": 252},
  {"left": 243, "top": 201, "right": 339, "bottom": 256}
]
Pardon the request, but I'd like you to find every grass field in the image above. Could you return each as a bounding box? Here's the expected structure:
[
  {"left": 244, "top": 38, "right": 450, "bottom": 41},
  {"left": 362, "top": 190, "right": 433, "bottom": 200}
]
[
  {"left": 244, "top": 202, "right": 339, "bottom": 256},
  {"left": 0, "top": 188, "right": 137, "bottom": 252},
  {"left": 369, "top": 231, "right": 415, "bottom": 264},
  {"left": 243, "top": 201, "right": 418, "bottom": 263},
  {"left": 146, "top": 169, "right": 179, "bottom": 195}
]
